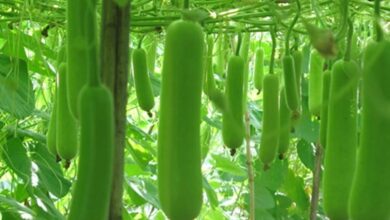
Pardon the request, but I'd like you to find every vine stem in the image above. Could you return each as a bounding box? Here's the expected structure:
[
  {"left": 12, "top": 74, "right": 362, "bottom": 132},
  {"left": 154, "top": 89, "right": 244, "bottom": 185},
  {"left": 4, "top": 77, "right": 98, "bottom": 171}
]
[
  {"left": 245, "top": 111, "right": 255, "bottom": 220},
  {"left": 309, "top": 142, "right": 323, "bottom": 220},
  {"left": 101, "top": 0, "right": 131, "bottom": 219}
]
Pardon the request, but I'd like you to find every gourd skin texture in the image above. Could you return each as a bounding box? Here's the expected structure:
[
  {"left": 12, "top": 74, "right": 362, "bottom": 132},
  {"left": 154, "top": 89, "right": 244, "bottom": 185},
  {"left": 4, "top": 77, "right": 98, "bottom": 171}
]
[
  {"left": 308, "top": 50, "right": 325, "bottom": 116},
  {"left": 157, "top": 20, "right": 204, "bottom": 220},
  {"left": 349, "top": 41, "right": 390, "bottom": 220},
  {"left": 278, "top": 87, "right": 292, "bottom": 159},
  {"left": 222, "top": 56, "right": 245, "bottom": 149},
  {"left": 282, "top": 55, "right": 300, "bottom": 112},
  {"left": 56, "top": 64, "right": 78, "bottom": 160},
  {"left": 67, "top": 0, "right": 90, "bottom": 118},
  {"left": 319, "top": 70, "right": 331, "bottom": 148},
  {"left": 68, "top": 86, "right": 114, "bottom": 220},
  {"left": 132, "top": 48, "right": 155, "bottom": 112},
  {"left": 260, "top": 74, "right": 280, "bottom": 167},
  {"left": 47, "top": 98, "right": 58, "bottom": 156},
  {"left": 254, "top": 48, "right": 264, "bottom": 92},
  {"left": 323, "top": 60, "right": 359, "bottom": 220}
]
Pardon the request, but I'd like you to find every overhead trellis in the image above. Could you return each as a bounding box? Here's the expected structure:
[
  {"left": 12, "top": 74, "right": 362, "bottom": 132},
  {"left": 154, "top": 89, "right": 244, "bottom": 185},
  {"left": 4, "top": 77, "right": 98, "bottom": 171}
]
[{"left": 0, "top": 0, "right": 389, "bottom": 35}]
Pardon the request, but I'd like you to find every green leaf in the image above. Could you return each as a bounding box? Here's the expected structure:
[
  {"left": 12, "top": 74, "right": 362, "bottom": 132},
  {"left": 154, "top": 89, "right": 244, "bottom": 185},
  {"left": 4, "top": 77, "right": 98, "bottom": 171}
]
[
  {"left": 212, "top": 154, "right": 246, "bottom": 177},
  {"left": 203, "top": 177, "right": 219, "bottom": 208},
  {"left": 202, "top": 208, "right": 226, "bottom": 220},
  {"left": 0, "top": 194, "right": 35, "bottom": 217},
  {"left": 127, "top": 178, "right": 160, "bottom": 208},
  {"left": 126, "top": 183, "right": 147, "bottom": 206},
  {"left": 256, "top": 158, "right": 288, "bottom": 191},
  {"left": 253, "top": 183, "right": 275, "bottom": 209},
  {"left": 30, "top": 143, "right": 71, "bottom": 198},
  {"left": 293, "top": 98, "right": 319, "bottom": 143},
  {"left": 296, "top": 139, "right": 315, "bottom": 171},
  {"left": 0, "top": 55, "right": 35, "bottom": 118},
  {"left": 255, "top": 208, "right": 275, "bottom": 220},
  {"left": 282, "top": 169, "right": 310, "bottom": 212},
  {"left": 2, "top": 137, "right": 31, "bottom": 183},
  {"left": 31, "top": 187, "right": 64, "bottom": 220},
  {"left": 13, "top": 184, "right": 29, "bottom": 202}
]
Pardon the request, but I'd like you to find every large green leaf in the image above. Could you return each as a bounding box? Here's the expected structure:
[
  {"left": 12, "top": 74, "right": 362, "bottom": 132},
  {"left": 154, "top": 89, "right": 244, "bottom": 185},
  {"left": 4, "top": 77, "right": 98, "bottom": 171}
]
[
  {"left": 0, "top": 55, "right": 35, "bottom": 118},
  {"left": 212, "top": 154, "right": 246, "bottom": 177},
  {"left": 30, "top": 143, "right": 71, "bottom": 198},
  {"left": 2, "top": 137, "right": 31, "bottom": 183},
  {"left": 203, "top": 176, "right": 219, "bottom": 208},
  {"left": 255, "top": 158, "right": 288, "bottom": 191},
  {"left": 293, "top": 98, "right": 319, "bottom": 143},
  {"left": 0, "top": 194, "right": 35, "bottom": 217},
  {"left": 282, "top": 169, "right": 310, "bottom": 212},
  {"left": 296, "top": 139, "right": 315, "bottom": 171}
]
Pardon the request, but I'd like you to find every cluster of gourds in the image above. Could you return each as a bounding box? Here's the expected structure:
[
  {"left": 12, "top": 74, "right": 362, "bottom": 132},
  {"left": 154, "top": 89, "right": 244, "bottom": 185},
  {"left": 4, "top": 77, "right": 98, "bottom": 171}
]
[
  {"left": 46, "top": 0, "right": 115, "bottom": 219},
  {"left": 44, "top": 0, "right": 390, "bottom": 219}
]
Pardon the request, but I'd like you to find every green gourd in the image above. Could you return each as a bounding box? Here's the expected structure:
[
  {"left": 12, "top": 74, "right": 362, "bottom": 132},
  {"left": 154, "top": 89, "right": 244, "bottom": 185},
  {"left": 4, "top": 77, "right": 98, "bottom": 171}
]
[
  {"left": 308, "top": 50, "right": 325, "bottom": 116},
  {"left": 260, "top": 74, "right": 280, "bottom": 169},
  {"left": 132, "top": 48, "right": 155, "bottom": 115},
  {"left": 349, "top": 41, "right": 390, "bottom": 220},
  {"left": 68, "top": 1, "right": 114, "bottom": 219},
  {"left": 292, "top": 50, "right": 303, "bottom": 101},
  {"left": 204, "top": 35, "right": 217, "bottom": 97},
  {"left": 240, "top": 33, "right": 250, "bottom": 112},
  {"left": 319, "top": 70, "right": 331, "bottom": 148},
  {"left": 278, "top": 87, "right": 292, "bottom": 159},
  {"left": 323, "top": 60, "right": 359, "bottom": 220},
  {"left": 66, "top": 0, "right": 92, "bottom": 118},
  {"left": 157, "top": 19, "right": 204, "bottom": 220},
  {"left": 254, "top": 48, "right": 264, "bottom": 93},
  {"left": 56, "top": 63, "right": 78, "bottom": 160},
  {"left": 282, "top": 55, "right": 300, "bottom": 114},
  {"left": 46, "top": 96, "right": 58, "bottom": 156},
  {"left": 222, "top": 56, "right": 245, "bottom": 150},
  {"left": 68, "top": 86, "right": 114, "bottom": 220}
]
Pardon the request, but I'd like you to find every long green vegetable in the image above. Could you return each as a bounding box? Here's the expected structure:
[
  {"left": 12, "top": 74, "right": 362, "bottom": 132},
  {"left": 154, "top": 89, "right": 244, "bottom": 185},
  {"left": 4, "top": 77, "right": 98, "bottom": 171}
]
[
  {"left": 56, "top": 63, "right": 78, "bottom": 160},
  {"left": 260, "top": 74, "right": 280, "bottom": 169},
  {"left": 323, "top": 60, "right": 359, "bottom": 220},
  {"left": 157, "top": 19, "right": 204, "bottom": 220},
  {"left": 308, "top": 50, "right": 325, "bottom": 116},
  {"left": 349, "top": 40, "right": 390, "bottom": 220},
  {"left": 222, "top": 55, "right": 245, "bottom": 151}
]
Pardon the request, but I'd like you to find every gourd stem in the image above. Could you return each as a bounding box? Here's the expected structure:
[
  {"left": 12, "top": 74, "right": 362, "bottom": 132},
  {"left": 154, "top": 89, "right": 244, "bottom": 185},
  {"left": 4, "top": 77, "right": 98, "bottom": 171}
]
[
  {"left": 285, "top": 0, "right": 301, "bottom": 55},
  {"left": 374, "top": 0, "right": 383, "bottom": 42},
  {"left": 269, "top": 26, "right": 276, "bottom": 75},
  {"left": 344, "top": 19, "right": 353, "bottom": 62}
]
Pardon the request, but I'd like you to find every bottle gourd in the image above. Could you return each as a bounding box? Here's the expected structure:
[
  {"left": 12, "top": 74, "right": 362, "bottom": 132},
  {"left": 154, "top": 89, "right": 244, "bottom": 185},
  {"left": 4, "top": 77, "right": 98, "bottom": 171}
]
[
  {"left": 157, "top": 19, "right": 204, "bottom": 220},
  {"left": 260, "top": 74, "right": 280, "bottom": 169},
  {"left": 222, "top": 55, "right": 245, "bottom": 151},
  {"left": 278, "top": 87, "right": 292, "bottom": 159},
  {"left": 56, "top": 63, "right": 78, "bottom": 160},
  {"left": 67, "top": 1, "right": 115, "bottom": 219},
  {"left": 349, "top": 40, "right": 390, "bottom": 220},
  {"left": 254, "top": 48, "right": 264, "bottom": 93},
  {"left": 66, "top": 0, "right": 90, "bottom": 118},
  {"left": 132, "top": 48, "right": 155, "bottom": 115},
  {"left": 308, "top": 50, "right": 325, "bottom": 116},
  {"left": 319, "top": 70, "right": 331, "bottom": 148},
  {"left": 323, "top": 60, "right": 359, "bottom": 220},
  {"left": 282, "top": 54, "right": 300, "bottom": 114}
]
